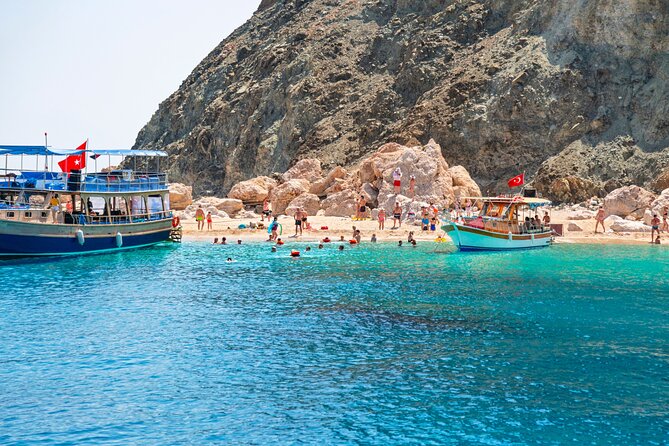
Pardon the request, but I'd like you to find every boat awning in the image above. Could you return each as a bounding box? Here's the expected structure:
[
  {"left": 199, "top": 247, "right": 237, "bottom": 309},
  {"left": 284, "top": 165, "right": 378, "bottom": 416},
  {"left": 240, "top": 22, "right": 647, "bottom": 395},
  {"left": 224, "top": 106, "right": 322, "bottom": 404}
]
[
  {"left": 463, "top": 196, "right": 552, "bottom": 206},
  {"left": 0, "top": 145, "right": 167, "bottom": 157}
]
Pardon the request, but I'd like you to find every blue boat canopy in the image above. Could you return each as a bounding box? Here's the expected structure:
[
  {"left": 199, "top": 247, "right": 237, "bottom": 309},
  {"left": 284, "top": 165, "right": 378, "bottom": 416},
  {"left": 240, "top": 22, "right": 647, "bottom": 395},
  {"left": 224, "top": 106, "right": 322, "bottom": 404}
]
[{"left": 0, "top": 145, "right": 167, "bottom": 157}]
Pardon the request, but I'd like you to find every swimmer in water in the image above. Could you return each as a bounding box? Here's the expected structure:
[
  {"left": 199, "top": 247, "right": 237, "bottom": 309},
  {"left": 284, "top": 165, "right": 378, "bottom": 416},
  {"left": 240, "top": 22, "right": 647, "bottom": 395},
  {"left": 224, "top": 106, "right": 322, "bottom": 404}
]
[
  {"left": 213, "top": 238, "right": 219, "bottom": 244},
  {"left": 271, "top": 246, "right": 277, "bottom": 252},
  {"left": 339, "top": 235, "right": 345, "bottom": 242},
  {"left": 411, "top": 239, "right": 417, "bottom": 247},
  {"left": 221, "top": 237, "right": 227, "bottom": 245},
  {"left": 237, "top": 239, "right": 242, "bottom": 245},
  {"left": 318, "top": 244, "right": 324, "bottom": 249},
  {"left": 226, "top": 257, "right": 233, "bottom": 262},
  {"left": 398, "top": 240, "right": 403, "bottom": 247},
  {"left": 338, "top": 245, "right": 344, "bottom": 251},
  {"left": 306, "top": 246, "right": 311, "bottom": 251},
  {"left": 371, "top": 233, "right": 377, "bottom": 242}
]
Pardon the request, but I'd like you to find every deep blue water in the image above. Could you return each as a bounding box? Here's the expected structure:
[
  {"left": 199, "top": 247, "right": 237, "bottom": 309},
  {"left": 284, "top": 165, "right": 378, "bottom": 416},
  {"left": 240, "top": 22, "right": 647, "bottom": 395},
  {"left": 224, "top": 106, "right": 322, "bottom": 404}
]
[{"left": 0, "top": 241, "right": 667, "bottom": 445}]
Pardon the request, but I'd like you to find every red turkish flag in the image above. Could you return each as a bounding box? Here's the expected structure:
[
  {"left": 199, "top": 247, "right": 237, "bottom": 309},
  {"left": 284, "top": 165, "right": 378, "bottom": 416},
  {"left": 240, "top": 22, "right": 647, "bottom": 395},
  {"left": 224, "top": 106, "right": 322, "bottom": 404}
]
[
  {"left": 507, "top": 173, "right": 525, "bottom": 188},
  {"left": 58, "top": 140, "right": 87, "bottom": 173}
]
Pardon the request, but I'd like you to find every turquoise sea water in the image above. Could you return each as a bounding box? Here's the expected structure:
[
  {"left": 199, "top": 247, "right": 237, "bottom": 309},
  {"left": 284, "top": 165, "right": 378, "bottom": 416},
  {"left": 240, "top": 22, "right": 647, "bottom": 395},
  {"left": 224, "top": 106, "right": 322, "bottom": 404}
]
[{"left": 0, "top": 241, "right": 667, "bottom": 445}]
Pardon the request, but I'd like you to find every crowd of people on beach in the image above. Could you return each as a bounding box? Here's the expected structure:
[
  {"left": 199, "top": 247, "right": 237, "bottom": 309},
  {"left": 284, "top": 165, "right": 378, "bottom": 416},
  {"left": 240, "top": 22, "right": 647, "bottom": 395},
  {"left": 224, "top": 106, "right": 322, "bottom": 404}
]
[{"left": 195, "top": 165, "right": 669, "bottom": 248}]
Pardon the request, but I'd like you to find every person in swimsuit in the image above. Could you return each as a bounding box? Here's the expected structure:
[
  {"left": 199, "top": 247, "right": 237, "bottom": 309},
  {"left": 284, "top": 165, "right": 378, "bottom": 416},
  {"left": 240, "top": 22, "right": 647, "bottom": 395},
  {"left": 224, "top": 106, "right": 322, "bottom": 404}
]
[
  {"left": 430, "top": 217, "right": 437, "bottom": 232},
  {"left": 392, "top": 202, "right": 402, "bottom": 229},
  {"left": 354, "top": 229, "right": 362, "bottom": 244},
  {"left": 421, "top": 207, "right": 429, "bottom": 231},
  {"left": 262, "top": 198, "right": 272, "bottom": 221},
  {"left": 356, "top": 195, "right": 367, "bottom": 219},
  {"left": 543, "top": 212, "right": 551, "bottom": 226},
  {"left": 206, "top": 211, "right": 213, "bottom": 231},
  {"left": 378, "top": 208, "right": 386, "bottom": 230},
  {"left": 407, "top": 231, "right": 415, "bottom": 243},
  {"left": 651, "top": 214, "right": 661, "bottom": 243},
  {"left": 392, "top": 167, "right": 402, "bottom": 194},
  {"left": 49, "top": 194, "right": 61, "bottom": 223},
  {"left": 594, "top": 206, "right": 606, "bottom": 233},
  {"left": 371, "top": 233, "right": 377, "bottom": 242},
  {"left": 293, "top": 208, "right": 305, "bottom": 237},
  {"left": 221, "top": 237, "right": 227, "bottom": 245},
  {"left": 195, "top": 206, "right": 205, "bottom": 231},
  {"left": 661, "top": 209, "right": 668, "bottom": 232},
  {"left": 212, "top": 238, "right": 219, "bottom": 244},
  {"left": 408, "top": 175, "right": 416, "bottom": 199},
  {"left": 268, "top": 217, "right": 279, "bottom": 241},
  {"left": 655, "top": 236, "right": 661, "bottom": 244}
]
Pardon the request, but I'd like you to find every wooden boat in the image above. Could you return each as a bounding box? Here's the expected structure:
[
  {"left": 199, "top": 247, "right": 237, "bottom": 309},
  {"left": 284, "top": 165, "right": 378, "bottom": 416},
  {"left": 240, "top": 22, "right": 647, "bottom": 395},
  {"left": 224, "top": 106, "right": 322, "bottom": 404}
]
[
  {"left": 0, "top": 144, "right": 175, "bottom": 257},
  {"left": 442, "top": 195, "right": 553, "bottom": 251}
]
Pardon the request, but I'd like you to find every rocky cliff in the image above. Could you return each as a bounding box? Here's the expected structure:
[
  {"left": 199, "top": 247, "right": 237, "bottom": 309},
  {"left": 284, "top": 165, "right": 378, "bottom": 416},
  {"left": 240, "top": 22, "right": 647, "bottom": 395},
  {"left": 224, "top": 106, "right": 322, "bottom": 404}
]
[{"left": 133, "top": 0, "right": 669, "bottom": 200}]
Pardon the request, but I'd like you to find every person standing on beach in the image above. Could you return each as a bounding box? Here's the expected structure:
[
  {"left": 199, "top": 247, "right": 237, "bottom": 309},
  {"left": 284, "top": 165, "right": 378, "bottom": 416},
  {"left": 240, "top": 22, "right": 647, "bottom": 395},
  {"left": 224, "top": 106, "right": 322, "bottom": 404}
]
[
  {"left": 356, "top": 195, "right": 367, "bottom": 219},
  {"left": 262, "top": 197, "right": 272, "bottom": 221},
  {"left": 392, "top": 167, "right": 402, "bottom": 194},
  {"left": 408, "top": 175, "right": 416, "bottom": 199},
  {"left": 651, "top": 214, "right": 661, "bottom": 243},
  {"left": 206, "top": 211, "right": 213, "bottom": 231},
  {"left": 661, "top": 208, "right": 668, "bottom": 232},
  {"left": 268, "top": 217, "right": 279, "bottom": 241},
  {"left": 378, "top": 208, "right": 386, "bottom": 230},
  {"left": 392, "top": 202, "right": 402, "bottom": 229},
  {"left": 294, "top": 208, "right": 304, "bottom": 237},
  {"left": 195, "top": 206, "right": 205, "bottom": 231},
  {"left": 594, "top": 207, "right": 606, "bottom": 233}
]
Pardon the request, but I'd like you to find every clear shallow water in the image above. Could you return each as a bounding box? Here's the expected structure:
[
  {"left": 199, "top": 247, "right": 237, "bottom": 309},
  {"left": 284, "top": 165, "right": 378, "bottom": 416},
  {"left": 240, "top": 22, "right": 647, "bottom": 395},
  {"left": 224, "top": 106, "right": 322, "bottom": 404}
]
[{"left": 0, "top": 241, "right": 667, "bottom": 445}]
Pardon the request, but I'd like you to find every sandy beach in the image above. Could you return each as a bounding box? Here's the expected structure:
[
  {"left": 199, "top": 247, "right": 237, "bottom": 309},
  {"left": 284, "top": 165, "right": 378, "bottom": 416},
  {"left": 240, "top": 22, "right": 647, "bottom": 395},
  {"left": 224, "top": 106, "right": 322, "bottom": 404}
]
[{"left": 179, "top": 208, "right": 664, "bottom": 246}]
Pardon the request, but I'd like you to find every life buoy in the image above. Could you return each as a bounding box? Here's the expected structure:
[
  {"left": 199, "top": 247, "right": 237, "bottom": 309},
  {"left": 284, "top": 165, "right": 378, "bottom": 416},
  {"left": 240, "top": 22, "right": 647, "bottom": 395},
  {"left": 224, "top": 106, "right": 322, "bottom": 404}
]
[
  {"left": 349, "top": 239, "right": 358, "bottom": 244},
  {"left": 172, "top": 216, "right": 180, "bottom": 228}
]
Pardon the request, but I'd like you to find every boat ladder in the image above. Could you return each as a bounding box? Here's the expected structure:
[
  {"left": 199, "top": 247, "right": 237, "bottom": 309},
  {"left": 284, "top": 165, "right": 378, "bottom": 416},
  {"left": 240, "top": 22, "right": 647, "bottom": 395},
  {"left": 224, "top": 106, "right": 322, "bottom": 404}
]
[{"left": 169, "top": 227, "right": 183, "bottom": 243}]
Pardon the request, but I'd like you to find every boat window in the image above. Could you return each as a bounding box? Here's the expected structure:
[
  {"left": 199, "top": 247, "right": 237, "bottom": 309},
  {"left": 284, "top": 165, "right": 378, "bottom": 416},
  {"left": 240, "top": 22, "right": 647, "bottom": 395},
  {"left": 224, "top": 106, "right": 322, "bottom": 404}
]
[
  {"left": 109, "top": 197, "right": 129, "bottom": 216},
  {"left": 147, "top": 194, "right": 163, "bottom": 214},
  {"left": 7, "top": 211, "right": 15, "bottom": 218},
  {"left": 130, "top": 196, "right": 147, "bottom": 216},
  {"left": 24, "top": 212, "right": 32, "bottom": 218},
  {"left": 85, "top": 196, "right": 108, "bottom": 216},
  {"left": 41, "top": 212, "right": 48, "bottom": 218}
]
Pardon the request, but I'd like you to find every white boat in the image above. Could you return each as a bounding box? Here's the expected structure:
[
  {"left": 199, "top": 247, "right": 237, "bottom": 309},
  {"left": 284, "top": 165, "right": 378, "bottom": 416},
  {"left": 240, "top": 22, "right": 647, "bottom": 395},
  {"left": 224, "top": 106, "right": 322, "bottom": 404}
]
[
  {"left": 0, "top": 144, "right": 177, "bottom": 257},
  {"left": 442, "top": 196, "right": 553, "bottom": 251}
]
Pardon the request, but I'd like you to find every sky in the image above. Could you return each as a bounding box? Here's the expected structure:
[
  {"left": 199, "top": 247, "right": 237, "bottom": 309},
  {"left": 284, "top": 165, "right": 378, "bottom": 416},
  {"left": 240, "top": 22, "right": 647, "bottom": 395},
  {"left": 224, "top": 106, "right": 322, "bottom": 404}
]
[{"left": 0, "top": 0, "right": 258, "bottom": 151}]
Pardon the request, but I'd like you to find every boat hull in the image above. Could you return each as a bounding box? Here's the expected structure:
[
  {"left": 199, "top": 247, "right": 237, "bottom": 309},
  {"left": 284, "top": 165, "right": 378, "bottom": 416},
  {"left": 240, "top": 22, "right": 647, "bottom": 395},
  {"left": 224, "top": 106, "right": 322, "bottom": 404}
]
[
  {"left": 0, "top": 219, "right": 173, "bottom": 257},
  {"left": 442, "top": 222, "right": 552, "bottom": 251}
]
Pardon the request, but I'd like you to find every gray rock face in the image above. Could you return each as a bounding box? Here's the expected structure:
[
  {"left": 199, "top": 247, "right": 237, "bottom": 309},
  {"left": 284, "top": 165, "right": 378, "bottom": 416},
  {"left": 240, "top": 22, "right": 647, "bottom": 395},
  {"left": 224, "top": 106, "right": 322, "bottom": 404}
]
[{"left": 134, "top": 0, "right": 669, "bottom": 199}]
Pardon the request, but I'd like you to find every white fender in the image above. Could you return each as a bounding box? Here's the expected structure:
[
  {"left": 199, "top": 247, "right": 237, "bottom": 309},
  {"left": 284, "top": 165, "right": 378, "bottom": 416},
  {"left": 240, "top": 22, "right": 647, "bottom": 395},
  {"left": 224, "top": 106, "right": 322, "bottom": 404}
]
[
  {"left": 76, "top": 229, "right": 85, "bottom": 246},
  {"left": 508, "top": 232, "right": 513, "bottom": 241},
  {"left": 115, "top": 232, "right": 123, "bottom": 248},
  {"left": 531, "top": 233, "right": 535, "bottom": 243}
]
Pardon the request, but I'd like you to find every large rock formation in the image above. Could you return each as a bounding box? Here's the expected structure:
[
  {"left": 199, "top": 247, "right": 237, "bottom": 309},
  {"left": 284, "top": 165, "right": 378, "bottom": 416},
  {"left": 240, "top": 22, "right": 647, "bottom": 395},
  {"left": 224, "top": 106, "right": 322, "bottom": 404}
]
[
  {"left": 134, "top": 0, "right": 669, "bottom": 200},
  {"left": 603, "top": 186, "right": 656, "bottom": 219},
  {"left": 168, "top": 183, "right": 193, "bottom": 210}
]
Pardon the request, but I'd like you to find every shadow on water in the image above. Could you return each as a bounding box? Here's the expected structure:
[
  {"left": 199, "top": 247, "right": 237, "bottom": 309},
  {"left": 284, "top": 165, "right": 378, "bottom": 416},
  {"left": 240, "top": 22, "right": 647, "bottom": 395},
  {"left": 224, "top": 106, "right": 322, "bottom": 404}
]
[{"left": 0, "top": 242, "right": 178, "bottom": 267}]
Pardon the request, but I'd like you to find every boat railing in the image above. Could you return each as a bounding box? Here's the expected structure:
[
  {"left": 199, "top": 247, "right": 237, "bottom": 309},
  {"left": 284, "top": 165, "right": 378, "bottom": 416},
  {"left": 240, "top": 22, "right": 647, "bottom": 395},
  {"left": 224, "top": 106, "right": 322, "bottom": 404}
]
[
  {"left": 0, "top": 208, "right": 172, "bottom": 225},
  {"left": 0, "top": 170, "right": 168, "bottom": 193},
  {"left": 457, "top": 215, "right": 551, "bottom": 235}
]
